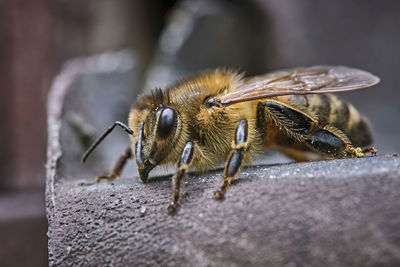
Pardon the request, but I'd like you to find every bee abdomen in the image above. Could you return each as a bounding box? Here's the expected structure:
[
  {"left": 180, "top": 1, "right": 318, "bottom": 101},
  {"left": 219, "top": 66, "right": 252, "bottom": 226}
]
[
  {"left": 302, "top": 94, "right": 373, "bottom": 147},
  {"left": 345, "top": 113, "right": 373, "bottom": 147}
]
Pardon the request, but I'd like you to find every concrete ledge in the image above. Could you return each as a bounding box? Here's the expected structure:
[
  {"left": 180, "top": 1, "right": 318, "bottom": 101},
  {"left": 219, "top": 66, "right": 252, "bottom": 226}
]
[{"left": 47, "top": 155, "right": 400, "bottom": 266}]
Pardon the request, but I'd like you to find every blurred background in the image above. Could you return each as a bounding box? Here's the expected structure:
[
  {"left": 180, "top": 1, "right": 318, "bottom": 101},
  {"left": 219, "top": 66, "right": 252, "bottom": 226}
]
[{"left": 1, "top": 0, "right": 400, "bottom": 266}]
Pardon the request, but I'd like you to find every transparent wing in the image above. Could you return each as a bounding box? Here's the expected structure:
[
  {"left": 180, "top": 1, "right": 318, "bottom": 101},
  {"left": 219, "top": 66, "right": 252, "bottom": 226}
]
[{"left": 219, "top": 65, "right": 380, "bottom": 105}]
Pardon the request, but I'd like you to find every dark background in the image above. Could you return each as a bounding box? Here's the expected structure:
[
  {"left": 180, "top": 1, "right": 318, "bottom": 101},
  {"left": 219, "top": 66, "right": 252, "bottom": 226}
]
[{"left": 1, "top": 0, "right": 399, "bottom": 266}]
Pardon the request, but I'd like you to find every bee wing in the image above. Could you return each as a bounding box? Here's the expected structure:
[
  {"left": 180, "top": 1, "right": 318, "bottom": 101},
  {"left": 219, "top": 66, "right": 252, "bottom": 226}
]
[{"left": 219, "top": 65, "right": 380, "bottom": 105}]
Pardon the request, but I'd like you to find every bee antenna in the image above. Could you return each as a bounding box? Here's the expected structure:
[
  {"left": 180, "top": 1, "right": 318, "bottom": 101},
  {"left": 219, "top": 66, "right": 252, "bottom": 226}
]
[{"left": 81, "top": 121, "right": 133, "bottom": 163}]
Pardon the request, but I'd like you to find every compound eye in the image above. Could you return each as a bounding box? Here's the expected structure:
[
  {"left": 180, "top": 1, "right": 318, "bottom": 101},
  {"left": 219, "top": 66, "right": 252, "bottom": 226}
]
[{"left": 157, "top": 108, "right": 176, "bottom": 139}]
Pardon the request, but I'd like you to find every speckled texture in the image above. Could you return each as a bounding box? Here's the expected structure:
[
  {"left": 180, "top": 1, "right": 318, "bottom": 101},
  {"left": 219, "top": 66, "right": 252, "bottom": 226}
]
[{"left": 47, "top": 155, "right": 400, "bottom": 266}]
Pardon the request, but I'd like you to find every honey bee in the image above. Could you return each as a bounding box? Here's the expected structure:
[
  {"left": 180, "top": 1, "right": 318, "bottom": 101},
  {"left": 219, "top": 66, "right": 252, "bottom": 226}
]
[{"left": 82, "top": 65, "right": 379, "bottom": 212}]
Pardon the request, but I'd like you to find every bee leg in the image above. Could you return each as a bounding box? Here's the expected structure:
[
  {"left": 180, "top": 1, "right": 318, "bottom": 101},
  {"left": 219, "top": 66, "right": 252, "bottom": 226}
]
[
  {"left": 215, "top": 119, "right": 248, "bottom": 199},
  {"left": 168, "top": 141, "right": 194, "bottom": 213},
  {"left": 96, "top": 147, "right": 132, "bottom": 182},
  {"left": 259, "top": 101, "right": 318, "bottom": 138},
  {"left": 258, "top": 101, "right": 376, "bottom": 158},
  {"left": 342, "top": 144, "right": 377, "bottom": 158},
  {"left": 362, "top": 147, "right": 377, "bottom": 156},
  {"left": 279, "top": 148, "right": 320, "bottom": 161},
  {"left": 305, "top": 126, "right": 375, "bottom": 158}
]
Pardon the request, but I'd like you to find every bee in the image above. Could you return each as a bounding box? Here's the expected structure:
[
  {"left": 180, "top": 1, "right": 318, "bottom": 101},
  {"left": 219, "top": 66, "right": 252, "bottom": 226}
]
[{"left": 82, "top": 65, "right": 379, "bottom": 212}]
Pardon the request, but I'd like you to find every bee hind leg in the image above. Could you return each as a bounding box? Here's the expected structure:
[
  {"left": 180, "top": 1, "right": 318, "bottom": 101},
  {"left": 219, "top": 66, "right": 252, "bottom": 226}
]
[
  {"left": 362, "top": 147, "right": 377, "bottom": 156},
  {"left": 96, "top": 147, "right": 132, "bottom": 182},
  {"left": 341, "top": 145, "right": 377, "bottom": 158},
  {"left": 168, "top": 141, "right": 194, "bottom": 213},
  {"left": 305, "top": 125, "right": 376, "bottom": 158},
  {"left": 215, "top": 119, "right": 248, "bottom": 199}
]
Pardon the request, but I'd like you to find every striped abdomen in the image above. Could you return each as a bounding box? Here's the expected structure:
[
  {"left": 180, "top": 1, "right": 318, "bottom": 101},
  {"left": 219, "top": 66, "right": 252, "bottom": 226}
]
[{"left": 287, "top": 94, "right": 373, "bottom": 147}]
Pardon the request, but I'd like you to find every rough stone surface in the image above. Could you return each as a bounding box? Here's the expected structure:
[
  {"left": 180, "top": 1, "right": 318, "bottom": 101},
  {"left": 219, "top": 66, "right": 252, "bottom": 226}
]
[{"left": 48, "top": 155, "right": 400, "bottom": 266}]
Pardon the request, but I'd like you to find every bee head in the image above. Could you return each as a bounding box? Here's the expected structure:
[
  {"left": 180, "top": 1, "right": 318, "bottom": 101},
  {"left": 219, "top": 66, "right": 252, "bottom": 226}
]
[{"left": 130, "top": 91, "right": 182, "bottom": 182}]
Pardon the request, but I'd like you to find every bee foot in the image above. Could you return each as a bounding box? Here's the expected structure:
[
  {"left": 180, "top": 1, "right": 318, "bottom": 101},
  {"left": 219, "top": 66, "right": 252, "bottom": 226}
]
[
  {"left": 363, "top": 147, "right": 377, "bottom": 156},
  {"left": 214, "top": 189, "right": 226, "bottom": 200},
  {"left": 167, "top": 202, "right": 179, "bottom": 213},
  {"left": 95, "top": 174, "right": 117, "bottom": 183}
]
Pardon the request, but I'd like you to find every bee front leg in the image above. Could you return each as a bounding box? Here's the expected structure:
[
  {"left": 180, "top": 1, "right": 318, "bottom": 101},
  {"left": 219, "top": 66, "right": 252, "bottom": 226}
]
[
  {"left": 168, "top": 141, "right": 194, "bottom": 213},
  {"left": 215, "top": 119, "right": 248, "bottom": 199},
  {"left": 96, "top": 147, "right": 132, "bottom": 182}
]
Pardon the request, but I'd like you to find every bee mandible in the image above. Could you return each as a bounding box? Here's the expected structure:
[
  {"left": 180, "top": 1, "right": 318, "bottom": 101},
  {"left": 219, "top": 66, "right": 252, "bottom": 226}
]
[{"left": 82, "top": 65, "right": 379, "bottom": 212}]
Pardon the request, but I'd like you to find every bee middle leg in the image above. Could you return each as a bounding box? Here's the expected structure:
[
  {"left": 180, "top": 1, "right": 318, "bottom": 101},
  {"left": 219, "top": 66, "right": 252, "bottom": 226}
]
[
  {"left": 168, "top": 141, "right": 195, "bottom": 213},
  {"left": 96, "top": 147, "right": 132, "bottom": 182},
  {"left": 214, "top": 119, "right": 248, "bottom": 199}
]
